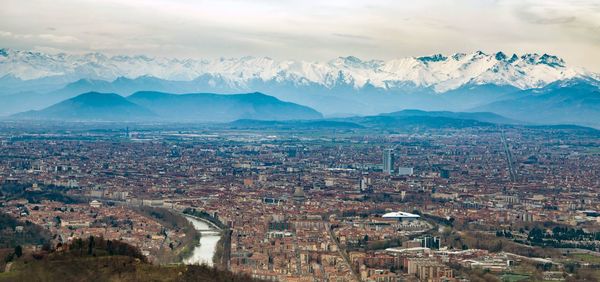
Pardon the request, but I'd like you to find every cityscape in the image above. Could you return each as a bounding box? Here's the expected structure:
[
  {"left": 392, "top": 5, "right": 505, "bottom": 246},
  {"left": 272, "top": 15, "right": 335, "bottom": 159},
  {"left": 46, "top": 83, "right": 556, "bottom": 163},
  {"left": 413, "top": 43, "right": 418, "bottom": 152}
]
[
  {"left": 1, "top": 123, "right": 599, "bottom": 281},
  {"left": 2, "top": 0, "right": 600, "bottom": 281}
]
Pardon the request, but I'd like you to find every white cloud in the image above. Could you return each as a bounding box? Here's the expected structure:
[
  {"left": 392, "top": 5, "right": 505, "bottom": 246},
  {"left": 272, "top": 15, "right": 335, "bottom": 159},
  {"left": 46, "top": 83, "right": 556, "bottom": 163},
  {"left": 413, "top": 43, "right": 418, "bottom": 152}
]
[{"left": 1, "top": 0, "right": 600, "bottom": 71}]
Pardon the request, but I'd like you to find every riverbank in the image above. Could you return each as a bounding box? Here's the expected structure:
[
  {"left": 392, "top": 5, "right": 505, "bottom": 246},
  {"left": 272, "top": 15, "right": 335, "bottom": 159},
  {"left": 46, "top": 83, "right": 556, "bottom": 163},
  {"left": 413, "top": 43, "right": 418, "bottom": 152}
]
[
  {"left": 134, "top": 207, "right": 200, "bottom": 264},
  {"left": 181, "top": 208, "right": 231, "bottom": 269},
  {"left": 183, "top": 215, "right": 221, "bottom": 266},
  {"left": 212, "top": 228, "right": 232, "bottom": 269},
  {"left": 183, "top": 208, "right": 227, "bottom": 229}
]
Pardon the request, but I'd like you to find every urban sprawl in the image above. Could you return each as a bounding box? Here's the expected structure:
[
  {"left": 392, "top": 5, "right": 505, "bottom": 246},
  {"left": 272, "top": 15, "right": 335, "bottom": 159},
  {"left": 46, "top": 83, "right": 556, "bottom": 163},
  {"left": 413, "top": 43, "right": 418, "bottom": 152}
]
[{"left": 1, "top": 123, "right": 600, "bottom": 281}]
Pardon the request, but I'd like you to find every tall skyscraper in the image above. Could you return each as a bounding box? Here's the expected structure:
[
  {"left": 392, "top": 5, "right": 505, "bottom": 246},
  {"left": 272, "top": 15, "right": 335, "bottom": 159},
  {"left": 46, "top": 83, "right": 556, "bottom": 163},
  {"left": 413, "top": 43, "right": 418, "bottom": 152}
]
[{"left": 383, "top": 149, "right": 394, "bottom": 175}]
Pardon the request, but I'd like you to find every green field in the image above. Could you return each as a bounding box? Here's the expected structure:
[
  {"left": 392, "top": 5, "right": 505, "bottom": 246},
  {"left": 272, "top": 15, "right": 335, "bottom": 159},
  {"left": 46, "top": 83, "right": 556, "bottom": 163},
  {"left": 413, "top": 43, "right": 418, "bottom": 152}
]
[
  {"left": 500, "top": 273, "right": 530, "bottom": 282},
  {"left": 569, "top": 253, "right": 600, "bottom": 264}
]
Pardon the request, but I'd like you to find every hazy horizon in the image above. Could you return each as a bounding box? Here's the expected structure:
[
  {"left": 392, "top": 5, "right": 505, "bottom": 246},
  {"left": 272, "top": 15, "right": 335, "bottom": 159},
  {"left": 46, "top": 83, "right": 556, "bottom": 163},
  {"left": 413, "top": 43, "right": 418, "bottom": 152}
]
[{"left": 3, "top": 0, "right": 600, "bottom": 72}]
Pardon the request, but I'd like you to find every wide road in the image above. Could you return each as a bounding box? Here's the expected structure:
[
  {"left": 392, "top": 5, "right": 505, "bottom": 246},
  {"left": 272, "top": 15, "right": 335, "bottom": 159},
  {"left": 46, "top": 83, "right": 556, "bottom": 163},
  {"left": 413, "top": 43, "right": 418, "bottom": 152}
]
[{"left": 500, "top": 130, "right": 517, "bottom": 182}]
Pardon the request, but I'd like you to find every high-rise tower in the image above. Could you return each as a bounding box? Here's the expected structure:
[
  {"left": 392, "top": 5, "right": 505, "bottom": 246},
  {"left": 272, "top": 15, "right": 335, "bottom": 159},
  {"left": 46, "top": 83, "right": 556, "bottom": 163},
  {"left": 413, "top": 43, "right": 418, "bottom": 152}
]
[{"left": 383, "top": 149, "right": 394, "bottom": 175}]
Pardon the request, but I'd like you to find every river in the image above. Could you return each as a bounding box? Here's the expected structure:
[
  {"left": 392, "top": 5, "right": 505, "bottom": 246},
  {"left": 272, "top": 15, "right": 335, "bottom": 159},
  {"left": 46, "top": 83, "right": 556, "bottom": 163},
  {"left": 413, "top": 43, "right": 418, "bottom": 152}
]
[{"left": 183, "top": 216, "right": 221, "bottom": 266}]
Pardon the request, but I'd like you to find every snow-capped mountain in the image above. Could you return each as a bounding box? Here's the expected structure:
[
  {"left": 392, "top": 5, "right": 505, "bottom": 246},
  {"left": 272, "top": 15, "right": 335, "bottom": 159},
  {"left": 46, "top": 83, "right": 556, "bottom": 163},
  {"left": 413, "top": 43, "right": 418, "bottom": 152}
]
[
  {"left": 0, "top": 48, "right": 589, "bottom": 93},
  {"left": 1, "top": 48, "right": 599, "bottom": 125}
]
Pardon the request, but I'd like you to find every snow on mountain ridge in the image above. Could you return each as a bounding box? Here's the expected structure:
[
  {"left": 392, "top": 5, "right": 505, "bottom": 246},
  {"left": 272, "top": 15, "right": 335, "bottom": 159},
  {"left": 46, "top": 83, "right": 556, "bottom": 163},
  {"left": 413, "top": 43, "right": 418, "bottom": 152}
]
[{"left": 0, "top": 48, "right": 588, "bottom": 92}]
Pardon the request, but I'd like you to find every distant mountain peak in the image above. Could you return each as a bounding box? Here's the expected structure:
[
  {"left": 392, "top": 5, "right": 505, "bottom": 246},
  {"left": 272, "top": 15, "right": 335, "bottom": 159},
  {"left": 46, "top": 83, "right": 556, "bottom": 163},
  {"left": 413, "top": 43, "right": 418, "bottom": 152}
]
[
  {"left": 66, "top": 92, "right": 136, "bottom": 107},
  {"left": 494, "top": 52, "right": 510, "bottom": 61},
  {"left": 339, "top": 55, "right": 363, "bottom": 64},
  {"left": 518, "top": 53, "right": 565, "bottom": 67},
  {"left": 474, "top": 50, "right": 487, "bottom": 56},
  {"left": 0, "top": 49, "right": 591, "bottom": 92},
  {"left": 11, "top": 91, "right": 157, "bottom": 121},
  {"left": 12, "top": 91, "right": 323, "bottom": 122},
  {"left": 539, "top": 53, "right": 565, "bottom": 67},
  {"left": 417, "top": 54, "right": 448, "bottom": 63}
]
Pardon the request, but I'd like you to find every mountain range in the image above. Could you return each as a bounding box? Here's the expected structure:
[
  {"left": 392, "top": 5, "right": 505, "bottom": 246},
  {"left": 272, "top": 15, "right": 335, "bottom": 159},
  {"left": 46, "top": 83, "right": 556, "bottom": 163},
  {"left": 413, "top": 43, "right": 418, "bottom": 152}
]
[
  {"left": 13, "top": 91, "right": 322, "bottom": 122},
  {"left": 9, "top": 90, "right": 600, "bottom": 132},
  {"left": 1, "top": 49, "right": 599, "bottom": 127},
  {"left": 0, "top": 49, "right": 590, "bottom": 92},
  {"left": 6, "top": 91, "right": 510, "bottom": 129}
]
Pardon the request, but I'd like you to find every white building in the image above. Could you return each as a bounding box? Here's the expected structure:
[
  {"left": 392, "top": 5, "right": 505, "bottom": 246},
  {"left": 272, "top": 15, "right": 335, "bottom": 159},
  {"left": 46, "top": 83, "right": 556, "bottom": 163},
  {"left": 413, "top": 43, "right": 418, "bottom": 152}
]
[
  {"left": 397, "top": 167, "right": 414, "bottom": 176},
  {"left": 382, "top": 211, "right": 420, "bottom": 222},
  {"left": 89, "top": 200, "right": 102, "bottom": 208}
]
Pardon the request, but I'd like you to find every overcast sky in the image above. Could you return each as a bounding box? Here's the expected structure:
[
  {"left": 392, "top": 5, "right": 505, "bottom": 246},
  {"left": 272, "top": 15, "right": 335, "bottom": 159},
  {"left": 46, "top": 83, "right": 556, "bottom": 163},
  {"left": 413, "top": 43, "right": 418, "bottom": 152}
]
[{"left": 2, "top": 0, "right": 600, "bottom": 71}]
